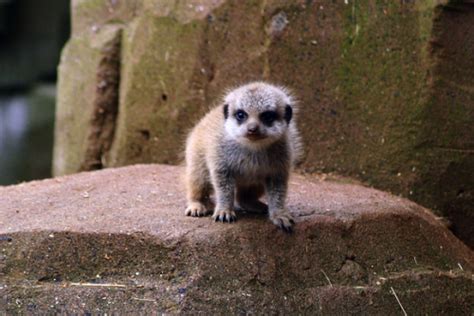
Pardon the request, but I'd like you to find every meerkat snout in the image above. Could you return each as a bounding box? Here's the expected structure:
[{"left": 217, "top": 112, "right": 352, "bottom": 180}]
[
  {"left": 246, "top": 122, "right": 259, "bottom": 134},
  {"left": 184, "top": 82, "right": 302, "bottom": 232}
]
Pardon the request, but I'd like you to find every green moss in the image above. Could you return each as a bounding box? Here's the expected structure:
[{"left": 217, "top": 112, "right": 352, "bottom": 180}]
[
  {"left": 72, "top": 0, "right": 137, "bottom": 36},
  {"left": 75, "top": 0, "right": 105, "bottom": 11},
  {"left": 335, "top": 0, "right": 437, "bottom": 195},
  {"left": 416, "top": 0, "right": 439, "bottom": 63},
  {"left": 54, "top": 25, "right": 123, "bottom": 176},
  {"left": 107, "top": 14, "right": 206, "bottom": 166}
]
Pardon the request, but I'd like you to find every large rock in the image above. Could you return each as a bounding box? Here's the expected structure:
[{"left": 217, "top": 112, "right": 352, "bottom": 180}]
[
  {"left": 1, "top": 164, "right": 472, "bottom": 314},
  {"left": 54, "top": 24, "right": 121, "bottom": 173},
  {"left": 54, "top": 0, "right": 474, "bottom": 246}
]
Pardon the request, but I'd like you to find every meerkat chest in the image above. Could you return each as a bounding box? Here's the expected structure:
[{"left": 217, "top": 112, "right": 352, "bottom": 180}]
[
  {"left": 233, "top": 151, "right": 270, "bottom": 178},
  {"left": 216, "top": 140, "right": 288, "bottom": 180}
]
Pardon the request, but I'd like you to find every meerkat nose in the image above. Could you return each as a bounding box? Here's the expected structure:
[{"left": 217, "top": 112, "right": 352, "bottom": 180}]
[{"left": 247, "top": 123, "right": 259, "bottom": 134}]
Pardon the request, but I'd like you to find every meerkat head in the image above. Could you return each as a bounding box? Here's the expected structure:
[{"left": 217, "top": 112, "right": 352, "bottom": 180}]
[{"left": 222, "top": 82, "right": 294, "bottom": 149}]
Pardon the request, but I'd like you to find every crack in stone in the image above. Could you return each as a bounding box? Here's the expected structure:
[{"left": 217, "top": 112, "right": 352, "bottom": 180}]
[{"left": 80, "top": 28, "right": 122, "bottom": 171}]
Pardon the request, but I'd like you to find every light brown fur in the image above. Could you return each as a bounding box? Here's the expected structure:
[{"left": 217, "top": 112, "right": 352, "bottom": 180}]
[{"left": 184, "top": 82, "right": 302, "bottom": 232}]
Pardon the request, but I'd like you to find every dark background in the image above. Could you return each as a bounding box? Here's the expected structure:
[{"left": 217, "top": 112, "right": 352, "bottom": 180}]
[{"left": 0, "top": 0, "right": 69, "bottom": 185}]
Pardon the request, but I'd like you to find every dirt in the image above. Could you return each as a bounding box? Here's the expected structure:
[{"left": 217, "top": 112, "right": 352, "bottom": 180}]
[{"left": 0, "top": 164, "right": 472, "bottom": 314}]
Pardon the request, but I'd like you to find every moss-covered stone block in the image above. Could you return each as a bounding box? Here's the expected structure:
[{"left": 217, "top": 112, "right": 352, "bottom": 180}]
[
  {"left": 71, "top": 0, "right": 137, "bottom": 36},
  {"left": 54, "top": 24, "right": 122, "bottom": 175},
  {"left": 105, "top": 15, "right": 205, "bottom": 165}
]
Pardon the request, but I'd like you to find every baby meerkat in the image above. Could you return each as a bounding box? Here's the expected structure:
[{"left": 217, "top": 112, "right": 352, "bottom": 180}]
[{"left": 184, "top": 82, "right": 302, "bottom": 232}]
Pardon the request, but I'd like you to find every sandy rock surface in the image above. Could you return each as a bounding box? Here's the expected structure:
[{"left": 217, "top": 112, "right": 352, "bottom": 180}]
[{"left": 1, "top": 164, "right": 472, "bottom": 314}]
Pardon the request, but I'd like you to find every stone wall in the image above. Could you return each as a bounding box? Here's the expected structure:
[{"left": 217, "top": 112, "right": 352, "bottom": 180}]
[{"left": 54, "top": 0, "right": 473, "bottom": 247}]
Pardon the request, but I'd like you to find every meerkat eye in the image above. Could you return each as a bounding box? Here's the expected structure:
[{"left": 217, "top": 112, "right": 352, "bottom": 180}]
[
  {"left": 234, "top": 110, "right": 248, "bottom": 123},
  {"left": 259, "top": 111, "right": 279, "bottom": 126}
]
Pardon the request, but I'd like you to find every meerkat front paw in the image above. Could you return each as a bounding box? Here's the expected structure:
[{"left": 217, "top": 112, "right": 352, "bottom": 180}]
[
  {"left": 212, "top": 209, "right": 236, "bottom": 223},
  {"left": 185, "top": 202, "right": 209, "bottom": 217},
  {"left": 270, "top": 209, "right": 295, "bottom": 233}
]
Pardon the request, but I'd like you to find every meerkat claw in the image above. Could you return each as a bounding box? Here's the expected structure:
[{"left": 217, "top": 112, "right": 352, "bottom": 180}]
[
  {"left": 271, "top": 211, "right": 295, "bottom": 233},
  {"left": 280, "top": 221, "right": 293, "bottom": 234},
  {"left": 212, "top": 210, "right": 236, "bottom": 223},
  {"left": 279, "top": 221, "right": 294, "bottom": 234},
  {"left": 185, "top": 202, "right": 209, "bottom": 217}
]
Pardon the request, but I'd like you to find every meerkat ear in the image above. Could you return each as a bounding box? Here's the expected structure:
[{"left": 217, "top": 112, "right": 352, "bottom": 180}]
[
  {"left": 284, "top": 104, "right": 293, "bottom": 123},
  {"left": 223, "top": 104, "right": 229, "bottom": 119}
]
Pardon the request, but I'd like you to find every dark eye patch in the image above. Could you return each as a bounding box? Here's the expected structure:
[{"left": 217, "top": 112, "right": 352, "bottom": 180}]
[
  {"left": 223, "top": 104, "right": 229, "bottom": 119},
  {"left": 284, "top": 104, "right": 292, "bottom": 123},
  {"left": 234, "top": 109, "right": 248, "bottom": 123},
  {"left": 259, "top": 111, "right": 279, "bottom": 126}
]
